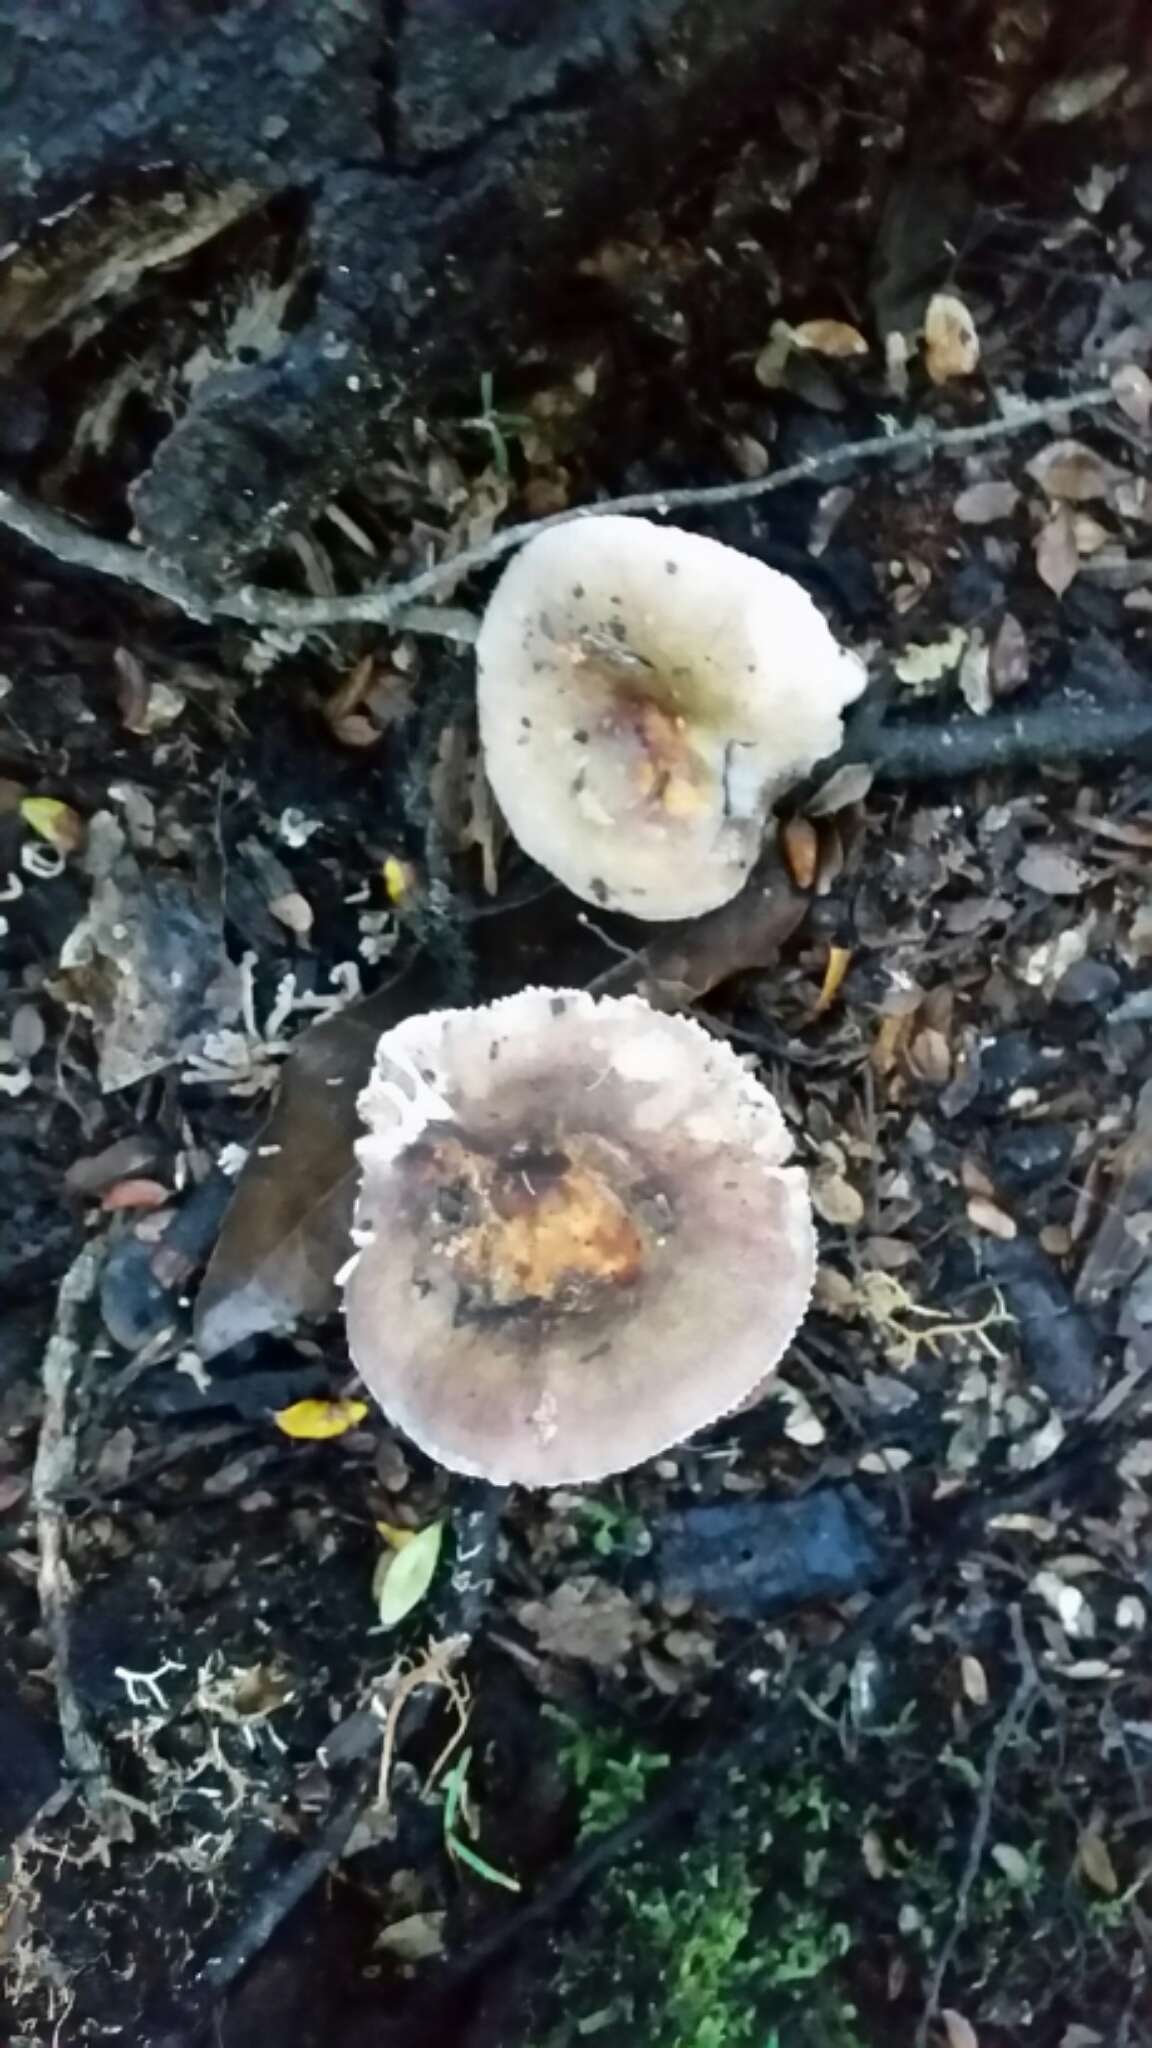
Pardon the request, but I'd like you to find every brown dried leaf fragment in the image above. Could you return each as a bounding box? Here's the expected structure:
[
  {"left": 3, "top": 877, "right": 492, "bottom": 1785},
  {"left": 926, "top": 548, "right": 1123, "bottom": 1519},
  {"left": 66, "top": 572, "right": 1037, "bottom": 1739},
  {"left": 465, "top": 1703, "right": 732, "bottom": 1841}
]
[
  {"left": 1035, "top": 506, "right": 1079, "bottom": 596},
  {"left": 517, "top": 1577, "right": 648, "bottom": 1669},
  {"left": 923, "top": 294, "right": 980, "bottom": 384},
  {"left": 953, "top": 481, "right": 1019, "bottom": 525}
]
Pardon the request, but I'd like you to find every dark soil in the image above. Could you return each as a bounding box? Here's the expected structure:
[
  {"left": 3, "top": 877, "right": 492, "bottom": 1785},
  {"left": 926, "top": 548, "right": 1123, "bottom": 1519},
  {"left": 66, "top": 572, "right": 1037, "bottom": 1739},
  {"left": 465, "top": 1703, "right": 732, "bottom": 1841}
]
[{"left": 3, "top": 4, "right": 1152, "bottom": 2046}]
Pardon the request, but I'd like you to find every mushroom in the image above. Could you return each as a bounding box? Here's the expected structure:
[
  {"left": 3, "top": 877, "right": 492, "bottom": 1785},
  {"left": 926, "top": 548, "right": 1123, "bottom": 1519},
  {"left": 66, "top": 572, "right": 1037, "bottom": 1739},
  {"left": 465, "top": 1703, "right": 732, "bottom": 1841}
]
[
  {"left": 476, "top": 514, "right": 865, "bottom": 920},
  {"left": 343, "top": 988, "right": 815, "bottom": 1486}
]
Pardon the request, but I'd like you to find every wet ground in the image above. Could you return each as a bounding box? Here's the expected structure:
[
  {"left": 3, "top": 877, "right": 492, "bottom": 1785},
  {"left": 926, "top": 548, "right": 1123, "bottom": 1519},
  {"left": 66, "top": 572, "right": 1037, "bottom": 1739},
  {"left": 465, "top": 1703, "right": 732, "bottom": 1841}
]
[{"left": 2, "top": 6, "right": 1152, "bottom": 2044}]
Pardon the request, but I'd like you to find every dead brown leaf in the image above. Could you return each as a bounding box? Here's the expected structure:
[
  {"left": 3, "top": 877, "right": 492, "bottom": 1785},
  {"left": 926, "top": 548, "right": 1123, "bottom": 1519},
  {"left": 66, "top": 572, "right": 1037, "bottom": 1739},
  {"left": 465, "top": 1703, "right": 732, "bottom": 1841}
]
[
  {"left": 781, "top": 816, "right": 819, "bottom": 890},
  {"left": 953, "top": 481, "right": 1019, "bottom": 525},
  {"left": 791, "top": 318, "right": 868, "bottom": 358},
  {"left": 1112, "top": 363, "right": 1152, "bottom": 428},
  {"left": 101, "top": 1177, "right": 172, "bottom": 1213},
  {"left": 967, "top": 1195, "right": 1016, "bottom": 1240},
  {"left": 941, "top": 2012, "right": 979, "bottom": 2048},
  {"left": 811, "top": 1171, "right": 865, "bottom": 1228},
  {"left": 989, "top": 613, "right": 1030, "bottom": 695},
  {"left": 1017, "top": 847, "right": 1094, "bottom": 896},
  {"left": 1026, "top": 439, "right": 1125, "bottom": 503},
  {"left": 517, "top": 1578, "right": 648, "bottom": 1669},
  {"left": 375, "top": 1912, "right": 446, "bottom": 1962},
  {"left": 908, "top": 1028, "right": 951, "bottom": 1084},
  {"left": 924, "top": 294, "right": 980, "bottom": 384},
  {"left": 195, "top": 963, "right": 439, "bottom": 1358},
  {"left": 957, "top": 629, "right": 992, "bottom": 715},
  {"left": 269, "top": 891, "right": 314, "bottom": 937},
  {"left": 807, "top": 761, "right": 874, "bottom": 815},
  {"left": 590, "top": 849, "right": 809, "bottom": 1007},
  {"left": 0, "top": 1471, "right": 29, "bottom": 1513},
  {"left": 1035, "top": 506, "right": 1079, "bottom": 596}
]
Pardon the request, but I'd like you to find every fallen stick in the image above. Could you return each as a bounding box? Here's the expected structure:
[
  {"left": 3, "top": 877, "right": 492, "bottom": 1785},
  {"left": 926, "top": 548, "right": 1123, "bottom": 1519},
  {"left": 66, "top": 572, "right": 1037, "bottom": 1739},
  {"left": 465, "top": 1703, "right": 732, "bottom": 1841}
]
[
  {"left": 862, "top": 697, "right": 1152, "bottom": 782},
  {"left": 0, "top": 384, "right": 1115, "bottom": 639},
  {"left": 193, "top": 1481, "right": 504, "bottom": 2016},
  {"left": 32, "top": 1243, "right": 137, "bottom": 1845}
]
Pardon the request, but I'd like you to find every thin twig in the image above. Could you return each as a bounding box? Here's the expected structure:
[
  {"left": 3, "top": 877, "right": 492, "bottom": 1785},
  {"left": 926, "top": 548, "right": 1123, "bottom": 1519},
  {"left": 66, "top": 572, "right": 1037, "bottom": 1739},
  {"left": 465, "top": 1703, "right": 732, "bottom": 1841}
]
[
  {"left": 192, "top": 1481, "right": 504, "bottom": 2016},
  {"left": 202, "top": 1761, "right": 377, "bottom": 1993},
  {"left": 32, "top": 1242, "right": 135, "bottom": 1844},
  {"left": 915, "top": 1645, "right": 1041, "bottom": 2048},
  {"left": 0, "top": 383, "right": 1115, "bottom": 638}
]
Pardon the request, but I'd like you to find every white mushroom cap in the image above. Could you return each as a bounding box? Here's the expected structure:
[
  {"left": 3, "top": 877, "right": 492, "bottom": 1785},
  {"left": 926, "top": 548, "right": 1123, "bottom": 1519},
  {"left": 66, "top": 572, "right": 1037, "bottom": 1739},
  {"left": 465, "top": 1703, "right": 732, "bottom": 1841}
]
[
  {"left": 476, "top": 516, "right": 865, "bottom": 920},
  {"left": 343, "top": 988, "right": 815, "bottom": 1486}
]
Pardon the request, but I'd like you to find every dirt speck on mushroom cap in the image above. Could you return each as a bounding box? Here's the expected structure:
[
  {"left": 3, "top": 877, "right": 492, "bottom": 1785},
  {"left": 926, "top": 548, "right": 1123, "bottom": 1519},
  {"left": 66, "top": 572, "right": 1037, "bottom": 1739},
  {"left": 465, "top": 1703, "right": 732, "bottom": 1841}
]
[
  {"left": 344, "top": 989, "right": 815, "bottom": 1486},
  {"left": 476, "top": 515, "right": 865, "bottom": 921}
]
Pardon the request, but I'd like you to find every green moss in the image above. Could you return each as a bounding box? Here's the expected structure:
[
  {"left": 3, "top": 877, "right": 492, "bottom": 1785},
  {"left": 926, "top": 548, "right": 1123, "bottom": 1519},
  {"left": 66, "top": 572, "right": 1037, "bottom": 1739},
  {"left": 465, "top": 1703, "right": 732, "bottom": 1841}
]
[
  {"left": 544, "top": 1707, "right": 671, "bottom": 1839},
  {"left": 536, "top": 1747, "right": 864, "bottom": 2048}
]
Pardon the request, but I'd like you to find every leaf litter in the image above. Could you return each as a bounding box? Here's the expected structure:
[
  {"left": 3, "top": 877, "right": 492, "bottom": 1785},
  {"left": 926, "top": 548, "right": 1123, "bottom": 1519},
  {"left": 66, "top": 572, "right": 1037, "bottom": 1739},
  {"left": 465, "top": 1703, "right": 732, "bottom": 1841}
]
[{"left": 7, "top": 12, "right": 1152, "bottom": 2046}]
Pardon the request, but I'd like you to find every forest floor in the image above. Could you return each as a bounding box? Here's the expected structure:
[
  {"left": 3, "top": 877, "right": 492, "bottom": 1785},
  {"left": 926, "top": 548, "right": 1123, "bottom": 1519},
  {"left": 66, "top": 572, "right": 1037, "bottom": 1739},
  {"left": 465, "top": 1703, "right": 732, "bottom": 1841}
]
[{"left": 2, "top": 9, "right": 1152, "bottom": 2046}]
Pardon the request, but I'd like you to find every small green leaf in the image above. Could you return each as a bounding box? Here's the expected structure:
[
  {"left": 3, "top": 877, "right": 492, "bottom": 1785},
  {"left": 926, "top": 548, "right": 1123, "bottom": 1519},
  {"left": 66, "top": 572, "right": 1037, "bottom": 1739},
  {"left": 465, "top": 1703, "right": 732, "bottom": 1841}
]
[
  {"left": 442, "top": 1748, "right": 521, "bottom": 1892},
  {"left": 448, "top": 1833, "right": 523, "bottom": 1892},
  {"left": 374, "top": 1518, "right": 444, "bottom": 1627}
]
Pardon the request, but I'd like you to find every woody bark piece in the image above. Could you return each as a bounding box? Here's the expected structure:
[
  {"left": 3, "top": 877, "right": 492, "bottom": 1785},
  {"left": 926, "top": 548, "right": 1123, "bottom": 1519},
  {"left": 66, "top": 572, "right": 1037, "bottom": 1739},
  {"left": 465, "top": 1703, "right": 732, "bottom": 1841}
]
[{"left": 0, "top": 0, "right": 855, "bottom": 582}]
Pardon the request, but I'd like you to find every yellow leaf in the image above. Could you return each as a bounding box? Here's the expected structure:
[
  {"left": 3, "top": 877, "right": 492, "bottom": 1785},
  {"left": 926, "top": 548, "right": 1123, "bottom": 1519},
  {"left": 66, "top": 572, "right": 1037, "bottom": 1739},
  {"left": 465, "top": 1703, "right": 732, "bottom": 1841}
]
[
  {"left": 924, "top": 293, "right": 980, "bottom": 384},
  {"left": 376, "top": 1519, "right": 416, "bottom": 1550},
  {"left": 792, "top": 318, "right": 868, "bottom": 358},
  {"left": 20, "top": 797, "right": 85, "bottom": 854},
  {"left": 375, "top": 1518, "right": 445, "bottom": 1627},
  {"left": 1077, "top": 1828, "right": 1118, "bottom": 1895},
  {"left": 383, "top": 854, "right": 417, "bottom": 906},
  {"left": 813, "top": 944, "right": 852, "bottom": 1017},
  {"left": 274, "top": 1397, "right": 368, "bottom": 1440}
]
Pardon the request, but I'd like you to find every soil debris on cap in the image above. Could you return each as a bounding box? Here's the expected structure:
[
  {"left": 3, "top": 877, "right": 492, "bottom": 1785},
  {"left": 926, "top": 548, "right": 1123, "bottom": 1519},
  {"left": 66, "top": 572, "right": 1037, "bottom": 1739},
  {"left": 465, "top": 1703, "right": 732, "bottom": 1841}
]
[{"left": 344, "top": 989, "right": 815, "bottom": 1485}]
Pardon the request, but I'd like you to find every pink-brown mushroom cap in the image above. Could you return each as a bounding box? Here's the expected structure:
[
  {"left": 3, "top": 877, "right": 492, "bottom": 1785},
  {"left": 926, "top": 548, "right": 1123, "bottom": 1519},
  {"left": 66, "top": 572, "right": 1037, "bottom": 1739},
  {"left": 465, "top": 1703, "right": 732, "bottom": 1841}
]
[
  {"left": 476, "top": 515, "right": 865, "bottom": 920},
  {"left": 343, "top": 989, "right": 815, "bottom": 1486}
]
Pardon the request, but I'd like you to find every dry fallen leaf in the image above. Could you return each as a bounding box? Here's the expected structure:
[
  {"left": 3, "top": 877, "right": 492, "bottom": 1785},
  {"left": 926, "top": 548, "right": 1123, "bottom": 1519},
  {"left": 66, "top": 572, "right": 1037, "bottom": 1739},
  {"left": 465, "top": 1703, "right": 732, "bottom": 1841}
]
[
  {"left": 274, "top": 1397, "right": 369, "bottom": 1440},
  {"left": 375, "top": 1912, "right": 446, "bottom": 1962},
  {"left": 960, "top": 1654, "right": 989, "bottom": 1706},
  {"left": 942, "top": 2011, "right": 980, "bottom": 2048},
  {"left": 791, "top": 318, "right": 868, "bottom": 358},
  {"left": 811, "top": 1171, "right": 865, "bottom": 1228},
  {"left": 1034, "top": 506, "right": 1079, "bottom": 596},
  {"left": 100, "top": 1177, "right": 173, "bottom": 1213},
  {"left": 780, "top": 816, "right": 819, "bottom": 890},
  {"left": 894, "top": 627, "right": 967, "bottom": 687},
  {"left": 967, "top": 1195, "right": 1016, "bottom": 1240},
  {"left": 923, "top": 294, "right": 980, "bottom": 384},
  {"left": 1112, "top": 363, "right": 1152, "bottom": 428},
  {"left": 591, "top": 848, "right": 809, "bottom": 1007},
  {"left": 1026, "top": 439, "right": 1124, "bottom": 504},
  {"left": 957, "top": 629, "right": 992, "bottom": 715},
  {"left": 518, "top": 1578, "right": 648, "bottom": 1669},
  {"left": 1027, "top": 63, "right": 1129, "bottom": 125},
  {"left": 0, "top": 1471, "right": 30, "bottom": 1513},
  {"left": 990, "top": 613, "right": 1029, "bottom": 695},
  {"left": 195, "top": 966, "right": 443, "bottom": 1359},
  {"left": 813, "top": 943, "right": 852, "bottom": 1017},
  {"left": 808, "top": 762, "right": 874, "bottom": 815},
  {"left": 269, "top": 891, "right": 314, "bottom": 937},
  {"left": 953, "top": 481, "right": 1019, "bottom": 525},
  {"left": 1077, "top": 1827, "right": 1118, "bottom": 1896},
  {"left": 1017, "top": 847, "right": 1094, "bottom": 896}
]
